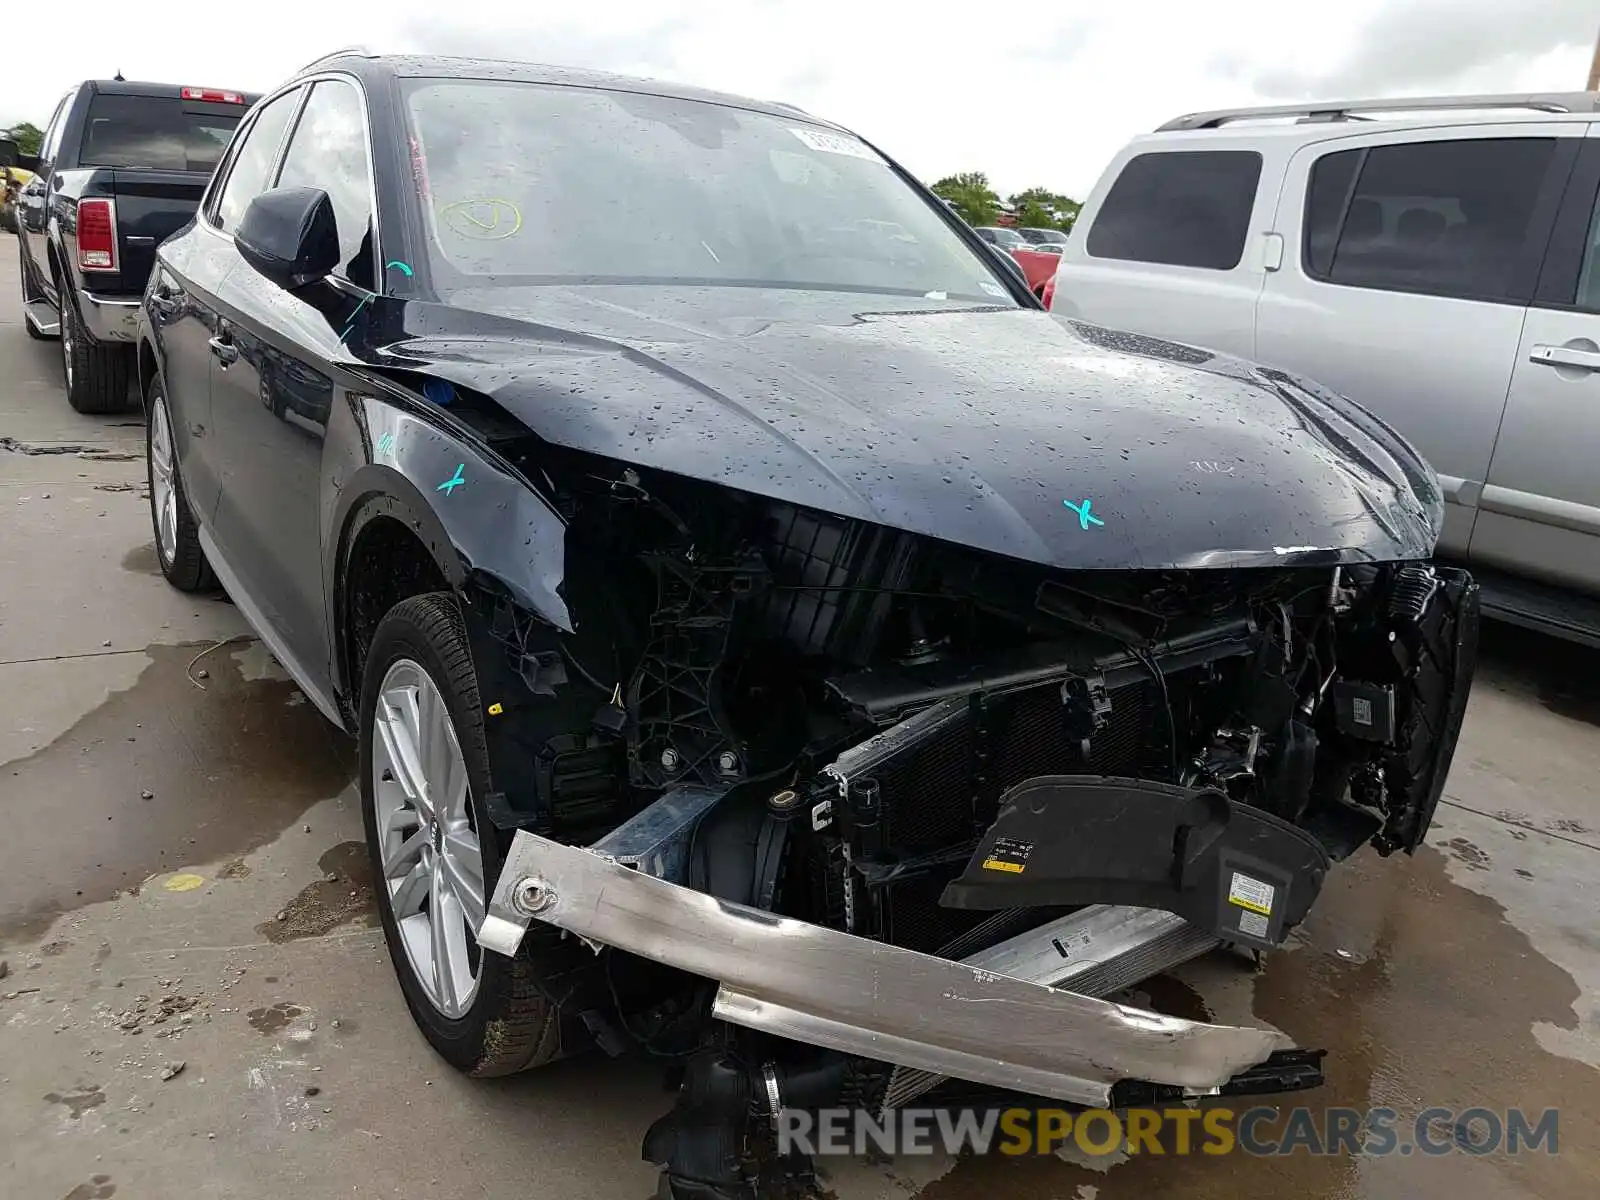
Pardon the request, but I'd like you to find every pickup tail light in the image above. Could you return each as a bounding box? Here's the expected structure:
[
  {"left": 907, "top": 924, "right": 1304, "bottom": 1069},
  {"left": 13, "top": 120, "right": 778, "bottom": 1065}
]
[
  {"left": 181, "top": 87, "right": 246, "bottom": 104},
  {"left": 1041, "top": 272, "right": 1057, "bottom": 311},
  {"left": 77, "top": 198, "right": 118, "bottom": 272}
]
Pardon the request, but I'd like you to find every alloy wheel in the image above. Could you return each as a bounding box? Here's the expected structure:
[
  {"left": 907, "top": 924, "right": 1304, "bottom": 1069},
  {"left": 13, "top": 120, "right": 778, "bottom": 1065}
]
[
  {"left": 60, "top": 307, "right": 74, "bottom": 389},
  {"left": 371, "top": 658, "right": 486, "bottom": 1018},
  {"left": 148, "top": 398, "right": 178, "bottom": 566}
]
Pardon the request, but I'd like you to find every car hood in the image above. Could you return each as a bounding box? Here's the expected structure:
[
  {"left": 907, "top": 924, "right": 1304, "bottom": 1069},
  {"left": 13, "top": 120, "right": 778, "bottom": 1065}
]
[{"left": 370, "top": 287, "right": 1443, "bottom": 571}]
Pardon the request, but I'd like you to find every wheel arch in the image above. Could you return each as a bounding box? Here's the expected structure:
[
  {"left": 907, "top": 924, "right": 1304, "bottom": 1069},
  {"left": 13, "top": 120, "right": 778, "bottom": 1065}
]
[
  {"left": 327, "top": 402, "right": 572, "bottom": 725},
  {"left": 136, "top": 336, "right": 160, "bottom": 412}
]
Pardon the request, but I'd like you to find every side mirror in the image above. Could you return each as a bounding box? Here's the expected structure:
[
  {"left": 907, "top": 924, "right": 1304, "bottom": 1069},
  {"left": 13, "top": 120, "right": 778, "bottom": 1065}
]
[{"left": 236, "top": 186, "right": 340, "bottom": 290}]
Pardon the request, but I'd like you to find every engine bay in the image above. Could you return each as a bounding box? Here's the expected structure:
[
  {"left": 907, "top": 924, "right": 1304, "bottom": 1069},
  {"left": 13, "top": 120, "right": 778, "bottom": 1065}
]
[{"left": 457, "top": 456, "right": 1478, "bottom": 1198}]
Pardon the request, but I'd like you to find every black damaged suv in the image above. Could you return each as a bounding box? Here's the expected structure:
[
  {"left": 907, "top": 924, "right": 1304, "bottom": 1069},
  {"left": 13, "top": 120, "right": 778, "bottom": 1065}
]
[{"left": 137, "top": 51, "right": 1477, "bottom": 1199}]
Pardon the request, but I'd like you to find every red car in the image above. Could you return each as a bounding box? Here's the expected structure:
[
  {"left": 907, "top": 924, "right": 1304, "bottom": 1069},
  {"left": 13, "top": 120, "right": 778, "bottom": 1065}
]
[{"left": 1008, "top": 245, "right": 1059, "bottom": 299}]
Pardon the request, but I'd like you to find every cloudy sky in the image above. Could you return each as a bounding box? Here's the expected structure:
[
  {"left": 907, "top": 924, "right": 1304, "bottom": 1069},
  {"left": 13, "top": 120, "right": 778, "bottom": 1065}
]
[{"left": 3, "top": 0, "right": 1594, "bottom": 198}]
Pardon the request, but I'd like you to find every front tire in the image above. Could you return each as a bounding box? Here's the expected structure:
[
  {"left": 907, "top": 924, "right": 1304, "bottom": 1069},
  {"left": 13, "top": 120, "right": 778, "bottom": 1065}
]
[
  {"left": 60, "top": 288, "right": 132, "bottom": 413},
  {"left": 146, "top": 376, "right": 214, "bottom": 592},
  {"left": 360, "top": 593, "right": 564, "bottom": 1075}
]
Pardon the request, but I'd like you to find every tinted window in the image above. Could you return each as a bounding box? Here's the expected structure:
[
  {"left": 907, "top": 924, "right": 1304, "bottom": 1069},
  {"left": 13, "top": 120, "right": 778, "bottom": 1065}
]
[
  {"left": 401, "top": 81, "right": 1017, "bottom": 303},
  {"left": 40, "top": 92, "right": 72, "bottom": 163},
  {"left": 276, "top": 81, "right": 374, "bottom": 288},
  {"left": 78, "top": 94, "right": 243, "bottom": 171},
  {"left": 1303, "top": 139, "right": 1556, "bottom": 303},
  {"left": 1087, "top": 150, "right": 1261, "bottom": 269},
  {"left": 214, "top": 91, "right": 301, "bottom": 233}
]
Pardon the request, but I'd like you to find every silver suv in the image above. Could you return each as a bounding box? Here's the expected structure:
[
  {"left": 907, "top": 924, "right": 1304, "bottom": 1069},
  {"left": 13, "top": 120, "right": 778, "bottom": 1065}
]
[{"left": 1053, "top": 93, "right": 1600, "bottom": 645}]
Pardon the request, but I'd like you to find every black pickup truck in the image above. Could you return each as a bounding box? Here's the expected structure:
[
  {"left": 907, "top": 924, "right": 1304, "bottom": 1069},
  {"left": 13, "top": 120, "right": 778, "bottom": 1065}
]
[{"left": 16, "top": 79, "right": 258, "bottom": 412}]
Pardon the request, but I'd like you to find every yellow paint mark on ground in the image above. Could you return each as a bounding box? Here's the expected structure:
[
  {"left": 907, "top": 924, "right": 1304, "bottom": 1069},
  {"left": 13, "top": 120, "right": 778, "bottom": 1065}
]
[{"left": 162, "top": 873, "right": 206, "bottom": 893}]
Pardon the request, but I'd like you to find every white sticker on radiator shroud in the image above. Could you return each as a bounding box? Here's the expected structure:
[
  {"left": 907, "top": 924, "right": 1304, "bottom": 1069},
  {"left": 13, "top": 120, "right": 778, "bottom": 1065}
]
[
  {"left": 789, "top": 127, "right": 883, "bottom": 162},
  {"left": 1237, "top": 909, "right": 1270, "bottom": 940},
  {"left": 1227, "top": 871, "right": 1276, "bottom": 917}
]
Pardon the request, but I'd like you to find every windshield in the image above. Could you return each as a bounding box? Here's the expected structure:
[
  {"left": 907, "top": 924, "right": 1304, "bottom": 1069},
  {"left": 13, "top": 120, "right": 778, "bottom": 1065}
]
[{"left": 402, "top": 80, "right": 1016, "bottom": 304}]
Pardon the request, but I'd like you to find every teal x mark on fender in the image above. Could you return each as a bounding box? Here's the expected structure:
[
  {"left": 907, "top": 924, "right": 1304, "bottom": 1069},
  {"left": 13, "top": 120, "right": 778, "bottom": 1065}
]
[
  {"left": 1063, "top": 498, "right": 1105, "bottom": 529},
  {"left": 437, "top": 464, "right": 466, "bottom": 495}
]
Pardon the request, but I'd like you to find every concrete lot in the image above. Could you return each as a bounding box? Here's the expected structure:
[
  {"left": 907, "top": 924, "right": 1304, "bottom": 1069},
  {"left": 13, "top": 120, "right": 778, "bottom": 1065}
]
[{"left": 1, "top": 232, "right": 1596, "bottom": 1200}]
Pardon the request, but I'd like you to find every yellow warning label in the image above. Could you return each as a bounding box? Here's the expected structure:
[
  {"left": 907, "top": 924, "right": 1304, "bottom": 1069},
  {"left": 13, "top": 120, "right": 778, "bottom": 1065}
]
[
  {"left": 982, "top": 858, "right": 1025, "bottom": 874},
  {"left": 1226, "top": 871, "right": 1275, "bottom": 916}
]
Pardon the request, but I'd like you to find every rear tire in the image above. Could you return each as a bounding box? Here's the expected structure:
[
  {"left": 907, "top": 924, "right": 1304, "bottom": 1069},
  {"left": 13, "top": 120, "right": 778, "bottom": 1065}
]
[
  {"left": 146, "top": 375, "right": 214, "bottom": 592},
  {"left": 60, "top": 289, "right": 132, "bottom": 413},
  {"left": 360, "top": 592, "right": 567, "bottom": 1076}
]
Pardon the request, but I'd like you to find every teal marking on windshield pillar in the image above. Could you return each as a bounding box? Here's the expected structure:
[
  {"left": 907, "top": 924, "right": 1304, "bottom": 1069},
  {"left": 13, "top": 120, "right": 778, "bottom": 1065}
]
[
  {"left": 1063, "top": 498, "right": 1104, "bottom": 530},
  {"left": 437, "top": 464, "right": 466, "bottom": 495},
  {"left": 386, "top": 260, "right": 413, "bottom": 277},
  {"left": 339, "top": 294, "right": 375, "bottom": 343}
]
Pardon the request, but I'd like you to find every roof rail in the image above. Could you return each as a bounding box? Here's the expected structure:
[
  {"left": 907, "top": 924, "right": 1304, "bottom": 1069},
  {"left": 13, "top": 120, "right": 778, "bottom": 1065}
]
[
  {"left": 298, "top": 45, "right": 378, "bottom": 74},
  {"left": 1157, "top": 92, "right": 1600, "bottom": 131}
]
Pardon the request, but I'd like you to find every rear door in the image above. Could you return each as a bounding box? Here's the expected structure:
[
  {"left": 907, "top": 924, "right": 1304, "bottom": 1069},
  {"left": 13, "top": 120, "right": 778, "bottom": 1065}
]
[
  {"left": 19, "top": 90, "right": 72, "bottom": 304},
  {"left": 1256, "top": 125, "right": 1580, "bottom": 557},
  {"left": 1473, "top": 131, "right": 1600, "bottom": 592},
  {"left": 154, "top": 86, "right": 305, "bottom": 522}
]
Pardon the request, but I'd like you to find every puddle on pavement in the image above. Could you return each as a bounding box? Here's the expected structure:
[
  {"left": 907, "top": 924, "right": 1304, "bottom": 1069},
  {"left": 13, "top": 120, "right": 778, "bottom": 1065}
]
[
  {"left": 43, "top": 1085, "right": 105, "bottom": 1120},
  {"left": 257, "top": 841, "right": 376, "bottom": 943},
  {"left": 246, "top": 1001, "right": 305, "bottom": 1035},
  {"left": 916, "top": 845, "right": 1600, "bottom": 1200},
  {"left": 0, "top": 643, "right": 354, "bottom": 947},
  {"left": 119, "top": 543, "right": 160, "bottom": 576}
]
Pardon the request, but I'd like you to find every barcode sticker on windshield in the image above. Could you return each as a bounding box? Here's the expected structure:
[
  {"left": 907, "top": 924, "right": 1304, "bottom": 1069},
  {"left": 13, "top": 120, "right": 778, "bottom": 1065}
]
[
  {"left": 1227, "top": 871, "right": 1276, "bottom": 917},
  {"left": 789, "top": 127, "right": 883, "bottom": 163}
]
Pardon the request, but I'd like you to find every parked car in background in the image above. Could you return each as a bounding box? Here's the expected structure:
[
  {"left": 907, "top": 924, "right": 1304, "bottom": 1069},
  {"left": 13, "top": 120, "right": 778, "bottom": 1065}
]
[
  {"left": 15, "top": 78, "right": 257, "bottom": 412},
  {"left": 1017, "top": 226, "right": 1070, "bottom": 247},
  {"left": 973, "top": 224, "right": 1028, "bottom": 250},
  {"left": 1052, "top": 91, "right": 1600, "bottom": 646},
  {"left": 1008, "top": 243, "right": 1062, "bottom": 296},
  {"left": 0, "top": 166, "right": 31, "bottom": 234}
]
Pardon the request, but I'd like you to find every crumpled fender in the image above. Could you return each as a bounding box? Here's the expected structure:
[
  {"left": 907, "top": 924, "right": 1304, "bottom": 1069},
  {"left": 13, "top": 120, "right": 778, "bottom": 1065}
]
[{"left": 324, "top": 393, "right": 570, "bottom": 705}]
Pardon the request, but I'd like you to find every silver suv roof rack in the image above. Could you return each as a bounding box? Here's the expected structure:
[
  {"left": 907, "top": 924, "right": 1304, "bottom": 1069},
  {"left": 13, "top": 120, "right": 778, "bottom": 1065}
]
[{"left": 1157, "top": 92, "right": 1600, "bottom": 131}]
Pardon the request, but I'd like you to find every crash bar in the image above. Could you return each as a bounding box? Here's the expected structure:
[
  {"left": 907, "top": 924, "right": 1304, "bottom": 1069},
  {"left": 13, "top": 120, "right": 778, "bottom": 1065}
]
[
  {"left": 481, "top": 830, "right": 1288, "bottom": 1108},
  {"left": 1157, "top": 92, "right": 1600, "bottom": 131}
]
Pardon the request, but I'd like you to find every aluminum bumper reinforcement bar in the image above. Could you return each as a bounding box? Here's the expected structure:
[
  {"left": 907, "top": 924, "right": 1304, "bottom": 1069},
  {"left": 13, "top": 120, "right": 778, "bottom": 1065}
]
[{"left": 479, "top": 830, "right": 1288, "bottom": 1108}]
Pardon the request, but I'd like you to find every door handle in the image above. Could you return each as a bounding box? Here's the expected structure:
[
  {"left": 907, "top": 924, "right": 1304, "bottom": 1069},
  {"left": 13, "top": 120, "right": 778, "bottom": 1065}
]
[
  {"left": 149, "top": 294, "right": 178, "bottom": 316},
  {"left": 208, "top": 334, "right": 239, "bottom": 366},
  {"left": 1530, "top": 344, "right": 1600, "bottom": 372}
]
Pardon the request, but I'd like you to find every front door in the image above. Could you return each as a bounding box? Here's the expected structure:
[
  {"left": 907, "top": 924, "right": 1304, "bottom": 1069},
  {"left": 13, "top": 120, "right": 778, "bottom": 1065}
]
[
  {"left": 1474, "top": 136, "right": 1600, "bottom": 593},
  {"left": 207, "top": 77, "right": 378, "bottom": 692}
]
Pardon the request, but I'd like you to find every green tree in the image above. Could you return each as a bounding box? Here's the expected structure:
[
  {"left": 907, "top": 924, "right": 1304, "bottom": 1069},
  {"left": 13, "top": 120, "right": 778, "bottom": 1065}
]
[
  {"left": 931, "top": 172, "right": 1000, "bottom": 227},
  {"left": 6, "top": 122, "right": 43, "bottom": 156},
  {"left": 1009, "top": 186, "right": 1082, "bottom": 231}
]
